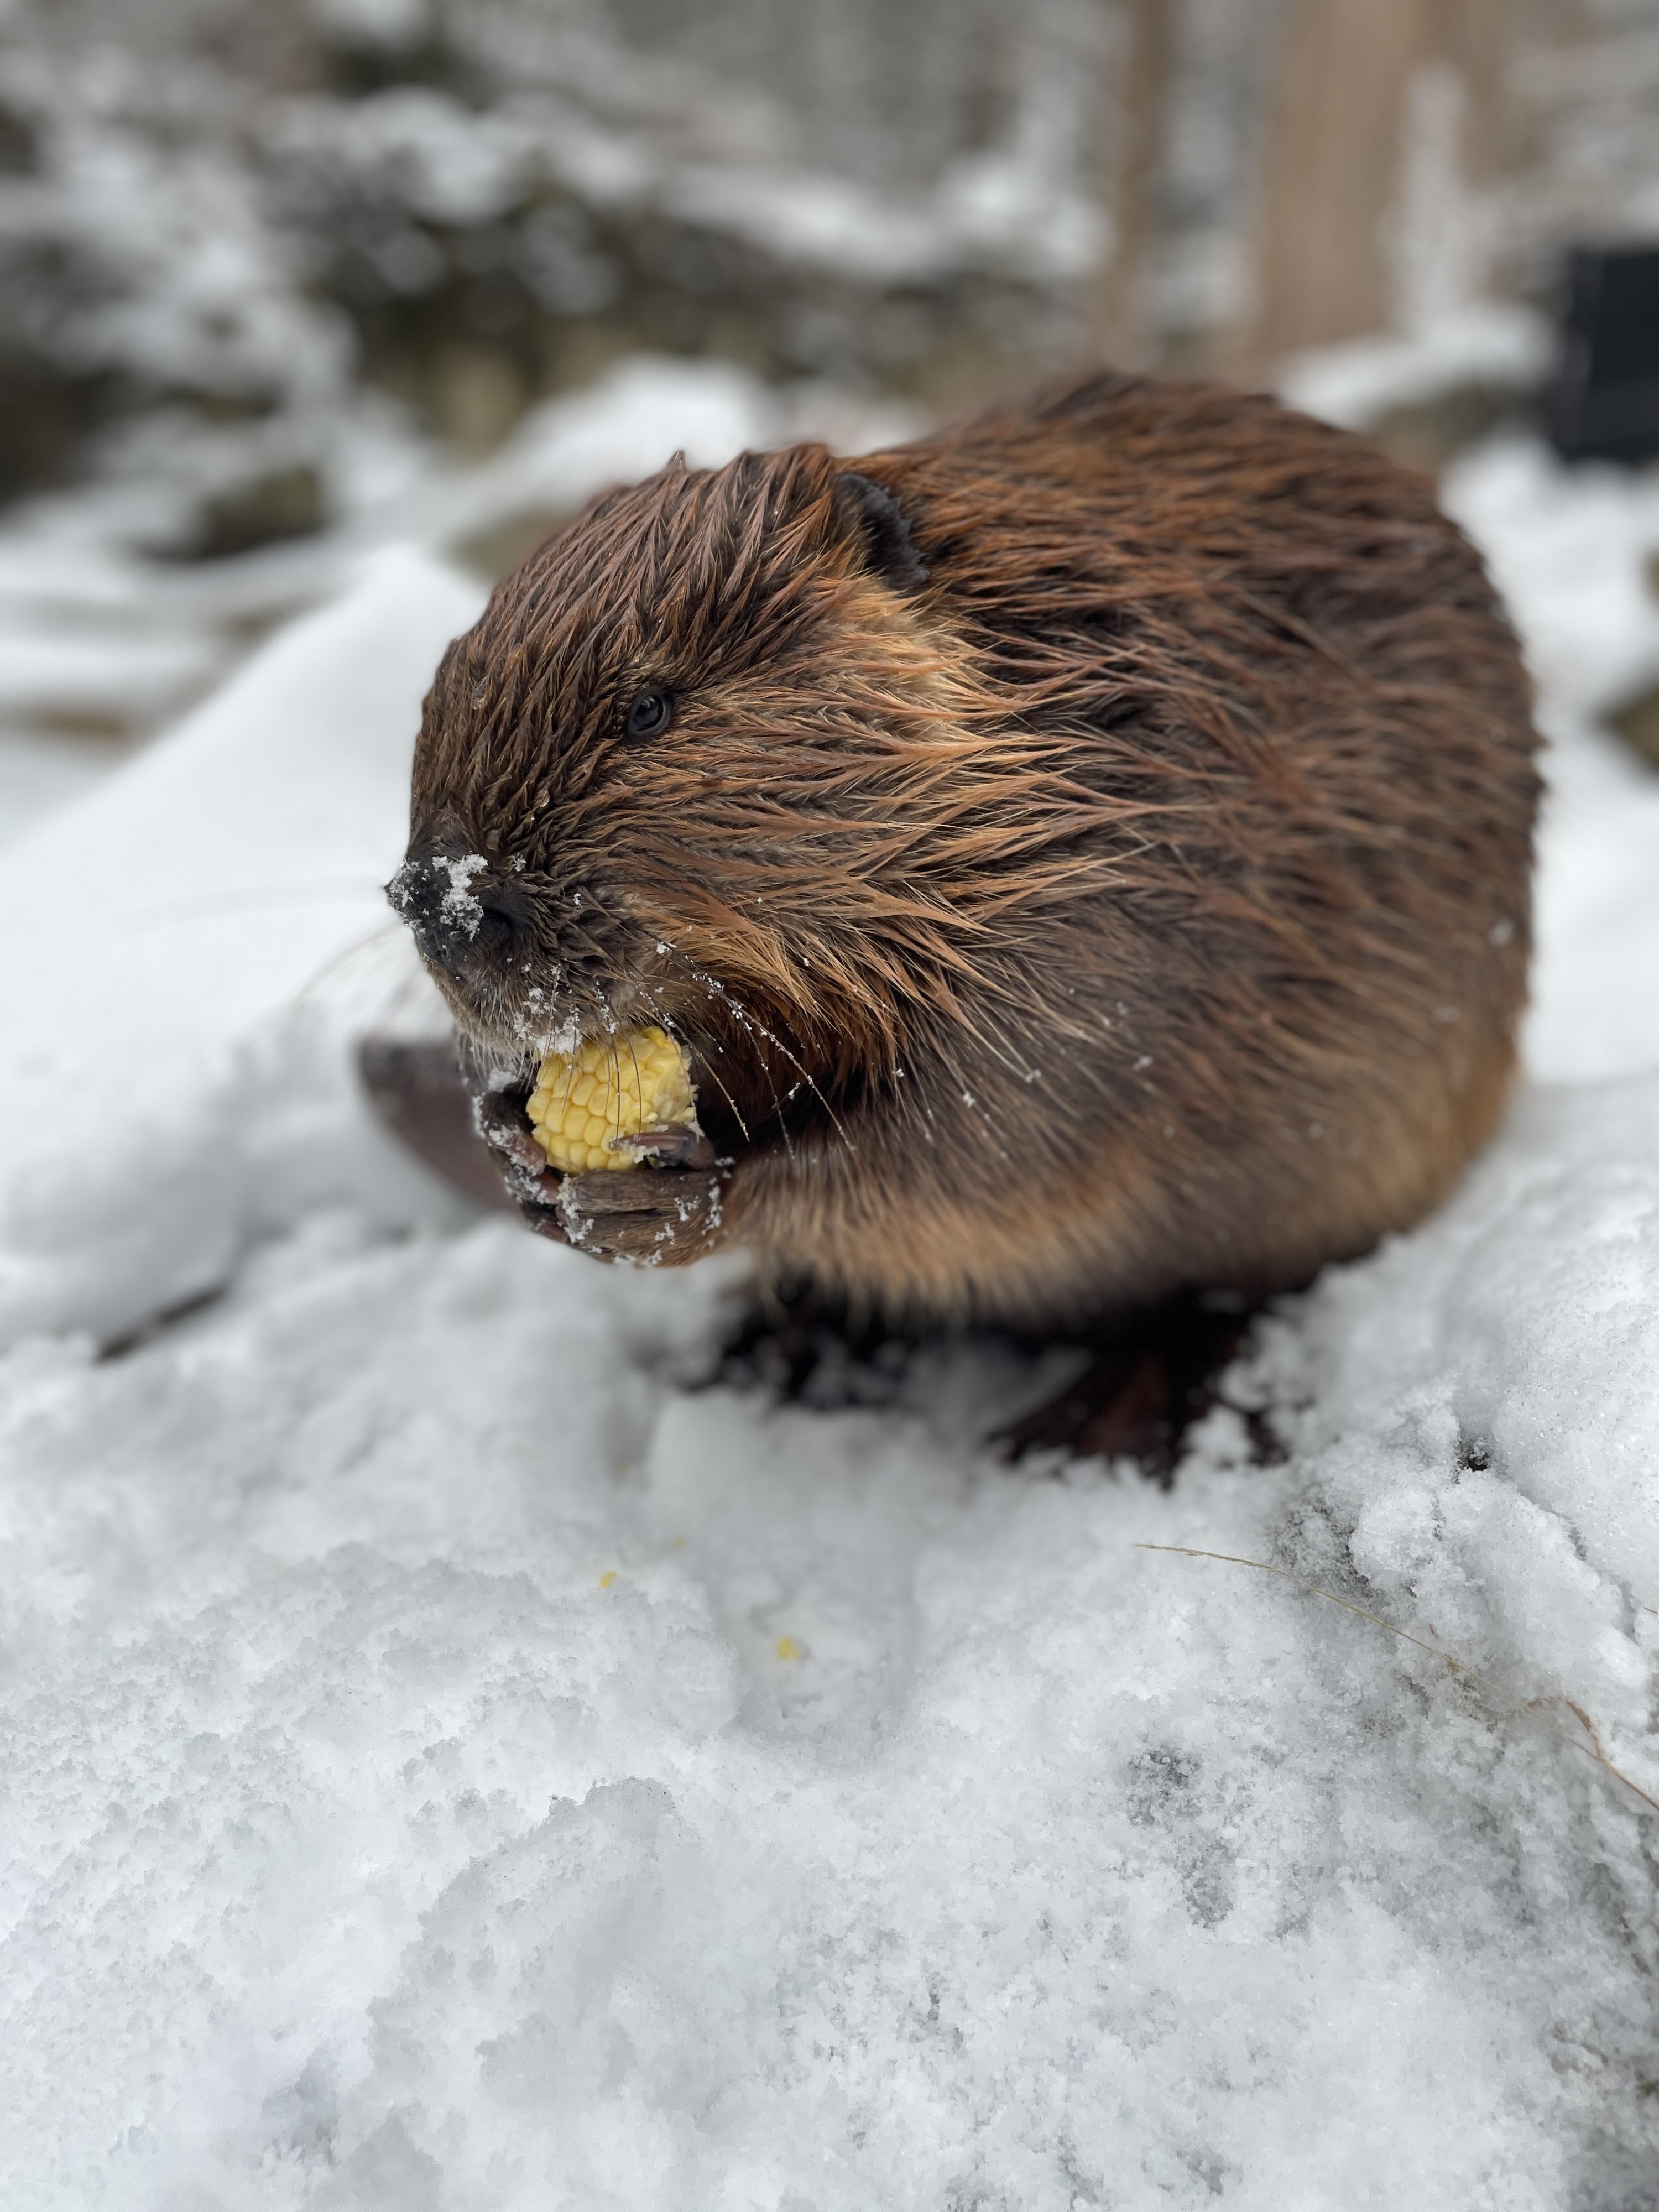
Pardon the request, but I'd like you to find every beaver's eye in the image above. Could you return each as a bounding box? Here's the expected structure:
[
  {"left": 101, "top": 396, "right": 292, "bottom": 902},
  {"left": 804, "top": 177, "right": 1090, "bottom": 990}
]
[{"left": 625, "top": 686, "right": 674, "bottom": 740}]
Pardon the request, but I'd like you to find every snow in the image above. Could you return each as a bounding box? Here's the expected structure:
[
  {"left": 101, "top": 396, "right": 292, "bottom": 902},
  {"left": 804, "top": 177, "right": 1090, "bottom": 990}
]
[
  {"left": 1441, "top": 441, "right": 1659, "bottom": 1087},
  {"left": 430, "top": 357, "right": 808, "bottom": 547},
  {"left": 667, "top": 149, "right": 1103, "bottom": 288},
  {"left": 1276, "top": 303, "right": 1553, "bottom": 436},
  {"left": 3, "top": 420, "right": 1659, "bottom": 2206},
  {"left": 0, "top": 732, "right": 128, "bottom": 852},
  {"left": 0, "top": 625, "right": 217, "bottom": 726}
]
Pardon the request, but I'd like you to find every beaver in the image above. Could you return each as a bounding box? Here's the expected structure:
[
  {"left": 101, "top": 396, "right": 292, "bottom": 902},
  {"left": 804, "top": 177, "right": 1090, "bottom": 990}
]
[{"left": 378, "top": 370, "right": 1538, "bottom": 1451}]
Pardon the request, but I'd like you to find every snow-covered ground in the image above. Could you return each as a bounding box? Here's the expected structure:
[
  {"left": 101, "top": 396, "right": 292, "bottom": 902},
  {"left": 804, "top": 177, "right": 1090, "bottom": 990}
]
[{"left": 2, "top": 387, "right": 1659, "bottom": 2208}]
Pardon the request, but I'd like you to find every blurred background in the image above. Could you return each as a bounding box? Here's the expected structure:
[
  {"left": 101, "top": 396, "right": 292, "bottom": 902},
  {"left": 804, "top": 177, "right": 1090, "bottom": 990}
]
[{"left": 1, "top": 0, "right": 1656, "bottom": 839}]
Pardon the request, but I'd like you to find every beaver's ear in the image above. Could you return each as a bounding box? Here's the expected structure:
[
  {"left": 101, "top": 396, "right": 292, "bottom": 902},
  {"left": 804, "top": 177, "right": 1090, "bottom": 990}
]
[{"left": 832, "top": 470, "right": 929, "bottom": 592}]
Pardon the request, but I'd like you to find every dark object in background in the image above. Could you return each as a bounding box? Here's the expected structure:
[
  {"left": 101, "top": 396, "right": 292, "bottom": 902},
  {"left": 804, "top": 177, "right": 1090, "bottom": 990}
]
[
  {"left": 1548, "top": 244, "right": 1659, "bottom": 466},
  {"left": 1610, "top": 683, "right": 1659, "bottom": 768}
]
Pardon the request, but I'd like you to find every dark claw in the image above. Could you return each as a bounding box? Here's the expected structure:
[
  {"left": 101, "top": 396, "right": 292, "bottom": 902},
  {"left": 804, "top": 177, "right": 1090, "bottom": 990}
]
[
  {"left": 474, "top": 1085, "right": 565, "bottom": 1206},
  {"left": 518, "top": 1197, "right": 572, "bottom": 1245},
  {"left": 474, "top": 1087, "right": 546, "bottom": 1173},
  {"left": 624, "top": 1124, "right": 718, "bottom": 1170}
]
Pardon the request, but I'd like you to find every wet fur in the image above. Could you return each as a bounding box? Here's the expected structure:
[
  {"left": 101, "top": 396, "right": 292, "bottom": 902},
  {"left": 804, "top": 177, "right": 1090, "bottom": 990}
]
[{"left": 403, "top": 371, "right": 1539, "bottom": 1331}]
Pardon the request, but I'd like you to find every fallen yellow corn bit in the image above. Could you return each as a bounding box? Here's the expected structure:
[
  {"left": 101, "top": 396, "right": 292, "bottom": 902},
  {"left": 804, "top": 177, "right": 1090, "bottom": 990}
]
[{"left": 525, "top": 1025, "right": 697, "bottom": 1175}]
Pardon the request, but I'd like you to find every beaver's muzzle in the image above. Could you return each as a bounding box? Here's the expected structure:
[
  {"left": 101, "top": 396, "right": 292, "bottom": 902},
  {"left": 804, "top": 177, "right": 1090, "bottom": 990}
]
[{"left": 387, "top": 841, "right": 532, "bottom": 982}]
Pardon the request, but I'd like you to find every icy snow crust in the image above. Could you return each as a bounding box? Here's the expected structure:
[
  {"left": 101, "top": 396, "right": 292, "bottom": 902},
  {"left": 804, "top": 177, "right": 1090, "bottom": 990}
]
[{"left": 3, "top": 453, "right": 1659, "bottom": 2206}]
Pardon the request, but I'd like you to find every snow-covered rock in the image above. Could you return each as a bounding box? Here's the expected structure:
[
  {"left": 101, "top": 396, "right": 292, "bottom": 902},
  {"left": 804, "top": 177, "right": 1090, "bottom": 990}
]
[{"left": 1, "top": 444, "right": 1657, "bottom": 2210}]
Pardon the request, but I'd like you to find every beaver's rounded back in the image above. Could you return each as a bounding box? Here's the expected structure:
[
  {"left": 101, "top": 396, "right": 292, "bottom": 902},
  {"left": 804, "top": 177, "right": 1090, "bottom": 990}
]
[{"left": 399, "top": 372, "right": 1538, "bottom": 1329}]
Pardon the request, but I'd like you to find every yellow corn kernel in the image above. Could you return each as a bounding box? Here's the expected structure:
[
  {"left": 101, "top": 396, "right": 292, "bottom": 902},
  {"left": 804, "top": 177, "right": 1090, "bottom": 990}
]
[{"left": 525, "top": 1025, "right": 697, "bottom": 1175}]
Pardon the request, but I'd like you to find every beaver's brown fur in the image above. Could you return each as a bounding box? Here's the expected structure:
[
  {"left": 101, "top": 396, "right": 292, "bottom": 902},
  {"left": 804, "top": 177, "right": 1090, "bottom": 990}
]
[{"left": 392, "top": 371, "right": 1538, "bottom": 1333}]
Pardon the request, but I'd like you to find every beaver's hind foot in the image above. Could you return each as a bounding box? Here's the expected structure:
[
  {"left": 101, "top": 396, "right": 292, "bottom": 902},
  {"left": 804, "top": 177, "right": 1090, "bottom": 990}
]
[{"left": 995, "top": 1296, "right": 1255, "bottom": 1484}]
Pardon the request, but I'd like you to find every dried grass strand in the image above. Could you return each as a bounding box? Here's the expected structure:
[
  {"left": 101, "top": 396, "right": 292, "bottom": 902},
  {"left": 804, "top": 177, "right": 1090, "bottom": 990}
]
[{"left": 1136, "top": 1541, "right": 1659, "bottom": 1817}]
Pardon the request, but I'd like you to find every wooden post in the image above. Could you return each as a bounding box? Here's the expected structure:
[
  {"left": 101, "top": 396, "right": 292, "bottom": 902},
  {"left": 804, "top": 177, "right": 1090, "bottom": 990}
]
[
  {"left": 1099, "top": 0, "right": 1173, "bottom": 369},
  {"left": 1233, "top": 0, "right": 1517, "bottom": 375}
]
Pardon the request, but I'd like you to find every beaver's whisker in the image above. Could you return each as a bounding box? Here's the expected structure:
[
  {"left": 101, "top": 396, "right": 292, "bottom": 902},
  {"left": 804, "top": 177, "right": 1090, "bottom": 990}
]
[
  {"left": 126, "top": 880, "right": 390, "bottom": 930},
  {"left": 618, "top": 1024, "right": 645, "bottom": 1154},
  {"left": 633, "top": 982, "right": 761, "bottom": 1151},
  {"left": 553, "top": 882, "right": 807, "bottom": 1155},
  {"left": 657, "top": 945, "right": 853, "bottom": 1156},
  {"left": 284, "top": 919, "right": 410, "bottom": 1020}
]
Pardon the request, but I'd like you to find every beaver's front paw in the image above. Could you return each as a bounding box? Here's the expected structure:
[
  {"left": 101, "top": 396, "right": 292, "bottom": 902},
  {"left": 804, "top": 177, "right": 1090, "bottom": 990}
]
[{"left": 544, "top": 1164, "right": 730, "bottom": 1265}]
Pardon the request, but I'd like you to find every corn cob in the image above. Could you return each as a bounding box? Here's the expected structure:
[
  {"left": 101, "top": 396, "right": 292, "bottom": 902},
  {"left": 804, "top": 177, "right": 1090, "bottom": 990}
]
[{"left": 525, "top": 1025, "right": 697, "bottom": 1175}]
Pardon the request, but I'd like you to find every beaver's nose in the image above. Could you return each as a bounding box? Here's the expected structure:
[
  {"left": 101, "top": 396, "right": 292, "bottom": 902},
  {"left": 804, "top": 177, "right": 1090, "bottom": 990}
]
[{"left": 388, "top": 844, "right": 530, "bottom": 978}]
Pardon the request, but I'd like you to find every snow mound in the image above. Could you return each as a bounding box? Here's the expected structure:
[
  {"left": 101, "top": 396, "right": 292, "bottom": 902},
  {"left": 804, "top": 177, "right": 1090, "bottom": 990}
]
[
  {"left": 2, "top": 448, "right": 1658, "bottom": 2208},
  {"left": 0, "top": 545, "right": 484, "bottom": 1349}
]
